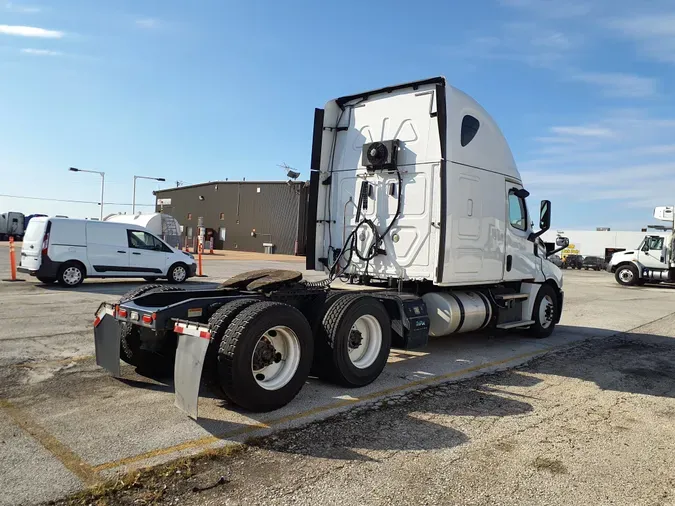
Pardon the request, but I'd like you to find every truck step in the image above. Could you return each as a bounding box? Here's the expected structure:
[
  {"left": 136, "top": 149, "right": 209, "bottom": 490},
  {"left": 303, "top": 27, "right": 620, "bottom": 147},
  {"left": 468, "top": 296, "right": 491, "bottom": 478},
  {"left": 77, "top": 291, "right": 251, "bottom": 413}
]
[
  {"left": 495, "top": 320, "right": 535, "bottom": 330},
  {"left": 494, "top": 293, "right": 529, "bottom": 301}
]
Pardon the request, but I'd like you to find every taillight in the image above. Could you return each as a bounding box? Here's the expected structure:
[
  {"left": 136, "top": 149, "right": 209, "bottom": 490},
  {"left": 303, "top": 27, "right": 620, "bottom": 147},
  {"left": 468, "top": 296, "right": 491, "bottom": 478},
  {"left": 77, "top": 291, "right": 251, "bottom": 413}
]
[
  {"left": 142, "top": 314, "right": 153, "bottom": 324},
  {"left": 42, "top": 233, "right": 50, "bottom": 254},
  {"left": 118, "top": 308, "right": 128, "bottom": 318}
]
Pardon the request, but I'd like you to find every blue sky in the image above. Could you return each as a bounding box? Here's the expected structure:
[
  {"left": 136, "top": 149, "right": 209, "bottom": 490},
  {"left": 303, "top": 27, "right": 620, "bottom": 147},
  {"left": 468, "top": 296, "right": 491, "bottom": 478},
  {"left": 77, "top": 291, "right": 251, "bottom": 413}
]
[{"left": 1, "top": 0, "right": 674, "bottom": 230}]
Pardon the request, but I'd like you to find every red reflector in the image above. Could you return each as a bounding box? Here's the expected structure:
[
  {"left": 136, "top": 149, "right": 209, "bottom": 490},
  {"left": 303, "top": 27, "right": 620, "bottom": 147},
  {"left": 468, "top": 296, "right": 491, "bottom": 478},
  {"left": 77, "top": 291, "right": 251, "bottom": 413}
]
[
  {"left": 142, "top": 314, "right": 153, "bottom": 324},
  {"left": 152, "top": 312, "right": 157, "bottom": 321},
  {"left": 174, "top": 325, "right": 185, "bottom": 334},
  {"left": 199, "top": 331, "right": 211, "bottom": 339},
  {"left": 94, "top": 316, "right": 101, "bottom": 327},
  {"left": 118, "top": 308, "right": 128, "bottom": 318}
]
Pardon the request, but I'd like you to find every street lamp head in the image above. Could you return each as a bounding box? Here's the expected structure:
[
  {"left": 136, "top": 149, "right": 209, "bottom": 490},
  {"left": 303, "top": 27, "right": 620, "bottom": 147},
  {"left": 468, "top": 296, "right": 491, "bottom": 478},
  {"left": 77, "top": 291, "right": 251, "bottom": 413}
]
[
  {"left": 157, "top": 178, "right": 166, "bottom": 182},
  {"left": 69, "top": 167, "right": 79, "bottom": 172}
]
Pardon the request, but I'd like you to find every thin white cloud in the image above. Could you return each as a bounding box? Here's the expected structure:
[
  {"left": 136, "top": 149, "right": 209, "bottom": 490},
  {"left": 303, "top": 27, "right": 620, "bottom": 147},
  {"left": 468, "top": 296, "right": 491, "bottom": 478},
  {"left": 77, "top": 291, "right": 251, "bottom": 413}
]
[
  {"left": 21, "top": 47, "right": 62, "bottom": 56},
  {"left": 609, "top": 14, "right": 675, "bottom": 63},
  {"left": 5, "top": 2, "right": 41, "bottom": 13},
  {"left": 569, "top": 72, "right": 658, "bottom": 98},
  {"left": 135, "top": 18, "right": 160, "bottom": 29},
  {"left": 499, "top": 0, "right": 592, "bottom": 18},
  {"left": 550, "top": 126, "right": 614, "bottom": 137},
  {"left": 0, "top": 24, "right": 62, "bottom": 38}
]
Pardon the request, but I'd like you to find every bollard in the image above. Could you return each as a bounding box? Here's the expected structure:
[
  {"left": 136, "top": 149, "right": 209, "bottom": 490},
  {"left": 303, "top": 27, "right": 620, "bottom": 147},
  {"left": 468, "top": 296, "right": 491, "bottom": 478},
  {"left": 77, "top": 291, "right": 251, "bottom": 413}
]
[
  {"left": 9, "top": 237, "right": 16, "bottom": 280},
  {"left": 197, "top": 243, "right": 203, "bottom": 277},
  {"left": 2, "top": 237, "right": 24, "bottom": 282},
  {"left": 209, "top": 238, "right": 214, "bottom": 255}
]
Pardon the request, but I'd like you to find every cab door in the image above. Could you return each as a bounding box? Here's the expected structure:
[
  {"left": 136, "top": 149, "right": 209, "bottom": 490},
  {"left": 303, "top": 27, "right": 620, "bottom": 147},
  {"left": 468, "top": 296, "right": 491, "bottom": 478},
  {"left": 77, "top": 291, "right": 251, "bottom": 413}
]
[
  {"left": 503, "top": 183, "right": 540, "bottom": 281},
  {"left": 639, "top": 236, "right": 667, "bottom": 269}
]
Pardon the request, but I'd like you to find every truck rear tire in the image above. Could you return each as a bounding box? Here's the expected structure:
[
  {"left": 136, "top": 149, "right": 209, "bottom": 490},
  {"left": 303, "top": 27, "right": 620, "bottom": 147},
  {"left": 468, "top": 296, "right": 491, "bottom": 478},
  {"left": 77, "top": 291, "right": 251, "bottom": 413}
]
[
  {"left": 119, "top": 284, "right": 162, "bottom": 303},
  {"left": 615, "top": 264, "right": 638, "bottom": 286},
  {"left": 527, "top": 284, "right": 558, "bottom": 339},
  {"left": 217, "top": 301, "right": 313, "bottom": 412},
  {"left": 317, "top": 294, "right": 391, "bottom": 387},
  {"left": 204, "top": 298, "right": 259, "bottom": 389}
]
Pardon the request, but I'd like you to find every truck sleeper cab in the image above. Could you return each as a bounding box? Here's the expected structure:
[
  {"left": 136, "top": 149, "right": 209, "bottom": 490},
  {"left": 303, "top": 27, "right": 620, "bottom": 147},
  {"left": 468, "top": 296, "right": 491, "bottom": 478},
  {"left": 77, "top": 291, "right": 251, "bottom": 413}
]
[
  {"left": 19, "top": 217, "right": 196, "bottom": 286},
  {"left": 92, "top": 77, "right": 566, "bottom": 418}
]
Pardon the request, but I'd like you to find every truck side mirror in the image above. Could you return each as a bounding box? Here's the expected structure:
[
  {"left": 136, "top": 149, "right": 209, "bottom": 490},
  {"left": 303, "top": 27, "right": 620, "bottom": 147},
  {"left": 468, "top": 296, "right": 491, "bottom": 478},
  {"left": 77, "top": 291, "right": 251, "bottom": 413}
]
[
  {"left": 528, "top": 200, "right": 551, "bottom": 241},
  {"left": 539, "top": 200, "right": 551, "bottom": 231},
  {"left": 641, "top": 243, "right": 650, "bottom": 252},
  {"left": 545, "top": 236, "right": 569, "bottom": 258}
]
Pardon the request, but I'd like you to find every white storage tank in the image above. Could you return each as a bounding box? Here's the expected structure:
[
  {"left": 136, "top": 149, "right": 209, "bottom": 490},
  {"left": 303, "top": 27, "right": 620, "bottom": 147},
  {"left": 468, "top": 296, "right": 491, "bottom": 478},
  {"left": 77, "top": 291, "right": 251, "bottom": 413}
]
[{"left": 104, "top": 213, "right": 181, "bottom": 247}]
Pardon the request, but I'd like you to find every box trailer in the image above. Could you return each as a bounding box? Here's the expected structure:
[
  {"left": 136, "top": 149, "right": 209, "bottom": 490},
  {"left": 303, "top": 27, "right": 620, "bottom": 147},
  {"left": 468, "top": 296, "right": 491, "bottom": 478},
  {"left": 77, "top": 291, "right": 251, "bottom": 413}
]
[{"left": 93, "top": 77, "right": 568, "bottom": 418}]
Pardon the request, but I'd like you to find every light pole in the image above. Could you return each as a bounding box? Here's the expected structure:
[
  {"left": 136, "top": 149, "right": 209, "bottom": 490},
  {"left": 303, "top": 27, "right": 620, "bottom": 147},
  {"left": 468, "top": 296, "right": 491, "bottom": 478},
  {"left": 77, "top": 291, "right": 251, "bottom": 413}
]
[
  {"left": 69, "top": 167, "right": 105, "bottom": 220},
  {"left": 133, "top": 175, "right": 166, "bottom": 213}
]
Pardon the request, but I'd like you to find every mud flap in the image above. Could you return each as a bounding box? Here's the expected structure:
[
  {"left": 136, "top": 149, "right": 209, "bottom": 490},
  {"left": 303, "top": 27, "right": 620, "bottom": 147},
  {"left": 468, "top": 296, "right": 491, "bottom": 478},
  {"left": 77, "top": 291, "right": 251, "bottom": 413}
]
[
  {"left": 173, "top": 328, "right": 210, "bottom": 420},
  {"left": 94, "top": 303, "right": 121, "bottom": 377}
]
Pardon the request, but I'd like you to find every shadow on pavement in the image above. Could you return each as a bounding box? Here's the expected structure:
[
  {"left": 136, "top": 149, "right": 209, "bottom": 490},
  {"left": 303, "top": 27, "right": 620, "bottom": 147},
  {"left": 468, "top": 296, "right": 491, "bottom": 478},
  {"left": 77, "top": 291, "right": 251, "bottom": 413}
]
[{"left": 195, "top": 324, "right": 675, "bottom": 461}]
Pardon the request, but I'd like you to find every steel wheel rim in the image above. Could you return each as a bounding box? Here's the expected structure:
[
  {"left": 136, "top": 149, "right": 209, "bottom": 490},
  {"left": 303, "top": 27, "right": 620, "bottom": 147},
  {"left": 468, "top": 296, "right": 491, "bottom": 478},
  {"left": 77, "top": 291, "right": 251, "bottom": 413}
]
[
  {"left": 348, "top": 315, "right": 382, "bottom": 369},
  {"left": 539, "top": 295, "right": 555, "bottom": 329},
  {"left": 63, "top": 267, "right": 82, "bottom": 285},
  {"left": 173, "top": 266, "right": 186, "bottom": 282},
  {"left": 619, "top": 269, "right": 633, "bottom": 283},
  {"left": 251, "top": 326, "right": 301, "bottom": 391}
]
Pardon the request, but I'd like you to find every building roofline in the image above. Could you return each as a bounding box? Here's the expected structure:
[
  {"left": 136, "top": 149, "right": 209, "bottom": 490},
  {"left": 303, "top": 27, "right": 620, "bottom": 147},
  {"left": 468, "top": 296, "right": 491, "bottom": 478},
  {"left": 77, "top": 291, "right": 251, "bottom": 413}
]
[{"left": 153, "top": 180, "right": 308, "bottom": 195}]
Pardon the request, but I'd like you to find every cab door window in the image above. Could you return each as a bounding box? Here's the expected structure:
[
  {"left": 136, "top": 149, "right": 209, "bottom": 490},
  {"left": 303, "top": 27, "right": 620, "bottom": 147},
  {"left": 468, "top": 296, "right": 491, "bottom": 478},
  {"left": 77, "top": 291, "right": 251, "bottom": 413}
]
[
  {"left": 508, "top": 191, "right": 528, "bottom": 231},
  {"left": 648, "top": 236, "right": 664, "bottom": 250}
]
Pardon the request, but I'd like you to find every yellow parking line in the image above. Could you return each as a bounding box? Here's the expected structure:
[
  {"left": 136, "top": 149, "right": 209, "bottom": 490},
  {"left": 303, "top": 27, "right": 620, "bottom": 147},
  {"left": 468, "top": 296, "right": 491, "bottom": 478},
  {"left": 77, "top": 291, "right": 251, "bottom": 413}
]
[
  {"left": 93, "top": 347, "right": 549, "bottom": 473},
  {"left": 0, "top": 399, "right": 99, "bottom": 486}
]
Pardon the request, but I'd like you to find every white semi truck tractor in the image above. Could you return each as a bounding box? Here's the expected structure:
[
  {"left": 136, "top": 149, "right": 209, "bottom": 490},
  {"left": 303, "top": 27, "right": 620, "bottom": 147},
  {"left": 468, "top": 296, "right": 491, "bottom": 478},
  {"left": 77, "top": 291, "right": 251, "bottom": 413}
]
[
  {"left": 93, "top": 77, "right": 568, "bottom": 417},
  {"left": 608, "top": 206, "right": 675, "bottom": 286}
]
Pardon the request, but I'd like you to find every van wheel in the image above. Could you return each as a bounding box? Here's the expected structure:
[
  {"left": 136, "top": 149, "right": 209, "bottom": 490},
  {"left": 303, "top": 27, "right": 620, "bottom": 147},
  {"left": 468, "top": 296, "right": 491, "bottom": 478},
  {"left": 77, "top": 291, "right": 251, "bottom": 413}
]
[
  {"left": 528, "top": 284, "right": 558, "bottom": 339},
  {"left": 57, "top": 262, "right": 85, "bottom": 287},
  {"left": 318, "top": 294, "right": 391, "bottom": 387},
  {"left": 36, "top": 277, "right": 56, "bottom": 284},
  {"left": 217, "top": 301, "right": 313, "bottom": 412},
  {"left": 615, "top": 264, "right": 638, "bottom": 286},
  {"left": 168, "top": 263, "right": 188, "bottom": 284}
]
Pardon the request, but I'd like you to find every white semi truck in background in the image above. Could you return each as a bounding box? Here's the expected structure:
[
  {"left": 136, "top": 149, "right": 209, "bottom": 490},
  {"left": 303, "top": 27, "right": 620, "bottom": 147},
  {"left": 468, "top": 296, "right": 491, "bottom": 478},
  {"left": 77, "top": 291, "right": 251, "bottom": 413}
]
[
  {"left": 608, "top": 206, "right": 675, "bottom": 286},
  {"left": 93, "top": 77, "right": 569, "bottom": 417}
]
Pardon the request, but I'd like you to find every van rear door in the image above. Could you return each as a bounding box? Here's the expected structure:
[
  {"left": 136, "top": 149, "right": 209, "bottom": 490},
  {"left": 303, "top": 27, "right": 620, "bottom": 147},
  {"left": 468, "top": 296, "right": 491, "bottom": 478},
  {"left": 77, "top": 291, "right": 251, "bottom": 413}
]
[{"left": 20, "top": 217, "right": 49, "bottom": 271}]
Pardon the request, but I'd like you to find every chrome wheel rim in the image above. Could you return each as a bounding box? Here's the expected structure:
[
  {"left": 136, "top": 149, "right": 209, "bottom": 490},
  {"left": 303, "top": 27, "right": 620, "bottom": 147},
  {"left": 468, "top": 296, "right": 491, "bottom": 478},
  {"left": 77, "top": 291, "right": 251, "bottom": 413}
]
[
  {"left": 348, "top": 315, "right": 382, "bottom": 369},
  {"left": 251, "top": 326, "right": 301, "bottom": 391},
  {"left": 63, "top": 266, "right": 82, "bottom": 285},
  {"left": 619, "top": 269, "right": 633, "bottom": 283},
  {"left": 539, "top": 295, "right": 555, "bottom": 329}
]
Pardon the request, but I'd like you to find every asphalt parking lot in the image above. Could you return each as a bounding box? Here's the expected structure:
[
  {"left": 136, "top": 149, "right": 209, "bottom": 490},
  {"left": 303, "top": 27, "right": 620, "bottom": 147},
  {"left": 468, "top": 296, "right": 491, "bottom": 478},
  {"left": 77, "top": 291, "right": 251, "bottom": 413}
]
[{"left": 1, "top": 248, "right": 674, "bottom": 505}]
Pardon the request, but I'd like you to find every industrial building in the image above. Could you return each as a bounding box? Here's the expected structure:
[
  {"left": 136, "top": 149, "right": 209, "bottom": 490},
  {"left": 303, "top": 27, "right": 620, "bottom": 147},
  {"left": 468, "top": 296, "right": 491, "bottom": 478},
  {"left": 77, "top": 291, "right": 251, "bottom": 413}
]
[
  {"left": 541, "top": 229, "right": 669, "bottom": 261},
  {"left": 154, "top": 181, "right": 309, "bottom": 255}
]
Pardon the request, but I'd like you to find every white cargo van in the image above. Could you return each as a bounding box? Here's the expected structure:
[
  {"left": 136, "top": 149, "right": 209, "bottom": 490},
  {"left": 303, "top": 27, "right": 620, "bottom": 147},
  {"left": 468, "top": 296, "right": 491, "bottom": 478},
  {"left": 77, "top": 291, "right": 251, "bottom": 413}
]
[{"left": 18, "top": 217, "right": 196, "bottom": 287}]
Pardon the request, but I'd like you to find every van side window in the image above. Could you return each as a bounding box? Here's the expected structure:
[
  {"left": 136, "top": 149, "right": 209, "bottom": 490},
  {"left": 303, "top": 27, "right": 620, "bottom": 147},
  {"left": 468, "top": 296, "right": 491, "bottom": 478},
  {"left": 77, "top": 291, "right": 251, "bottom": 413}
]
[
  {"left": 461, "top": 115, "right": 480, "bottom": 147},
  {"left": 508, "top": 191, "right": 527, "bottom": 231},
  {"left": 127, "top": 230, "right": 169, "bottom": 252}
]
